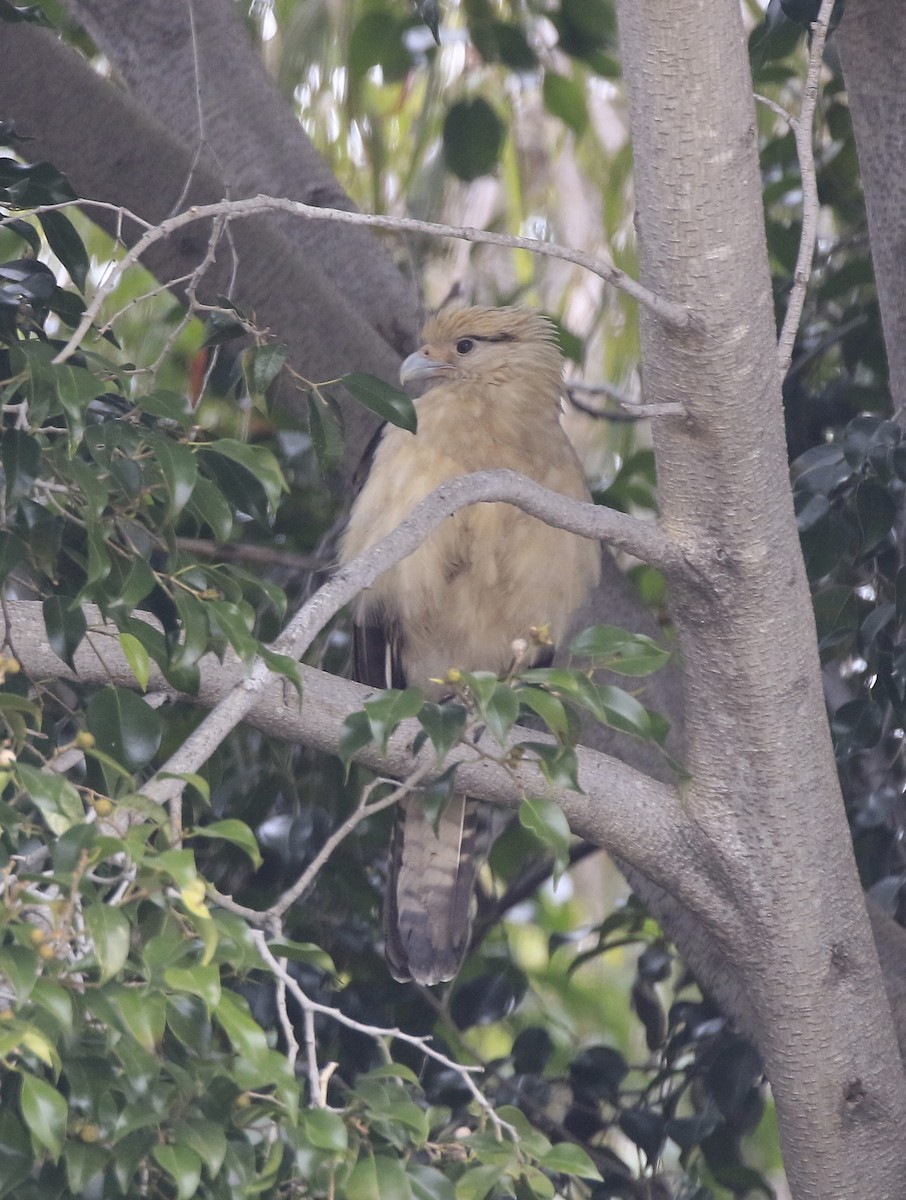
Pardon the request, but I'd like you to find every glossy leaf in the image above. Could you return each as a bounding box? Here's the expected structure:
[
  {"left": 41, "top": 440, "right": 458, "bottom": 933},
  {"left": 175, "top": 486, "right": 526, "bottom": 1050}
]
[
  {"left": 20, "top": 1074, "right": 67, "bottom": 1160},
  {"left": 519, "top": 795, "right": 571, "bottom": 870},
  {"left": 16, "top": 762, "right": 84, "bottom": 834},
  {"left": 84, "top": 904, "right": 131, "bottom": 983},
  {"left": 2, "top": 429, "right": 40, "bottom": 506},
  {"left": 38, "top": 209, "right": 89, "bottom": 291},
  {"left": 539, "top": 1143, "right": 602, "bottom": 1180},
  {"left": 341, "top": 373, "right": 417, "bottom": 432},
  {"left": 307, "top": 390, "right": 345, "bottom": 475},
  {"left": 152, "top": 1143, "right": 203, "bottom": 1200},
  {"left": 85, "top": 687, "right": 163, "bottom": 772},
  {"left": 119, "top": 632, "right": 151, "bottom": 690},
  {"left": 443, "top": 98, "right": 504, "bottom": 181},
  {"left": 43, "top": 595, "right": 86, "bottom": 670},
  {"left": 190, "top": 819, "right": 262, "bottom": 868},
  {"left": 417, "top": 701, "right": 468, "bottom": 761}
]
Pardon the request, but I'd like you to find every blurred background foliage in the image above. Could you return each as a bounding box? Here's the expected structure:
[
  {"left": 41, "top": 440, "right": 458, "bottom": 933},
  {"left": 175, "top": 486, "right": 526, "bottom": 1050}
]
[{"left": 0, "top": 0, "right": 896, "bottom": 1196}]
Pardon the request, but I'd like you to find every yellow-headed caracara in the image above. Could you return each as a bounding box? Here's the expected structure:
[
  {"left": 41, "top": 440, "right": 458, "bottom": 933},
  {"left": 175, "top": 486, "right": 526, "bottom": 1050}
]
[{"left": 340, "top": 306, "right": 600, "bottom": 985}]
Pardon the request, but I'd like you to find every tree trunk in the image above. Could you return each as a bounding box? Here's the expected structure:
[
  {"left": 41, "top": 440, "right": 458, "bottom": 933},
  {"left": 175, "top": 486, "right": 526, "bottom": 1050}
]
[
  {"left": 838, "top": 3, "right": 906, "bottom": 412},
  {"left": 615, "top": 2, "right": 906, "bottom": 1195}
]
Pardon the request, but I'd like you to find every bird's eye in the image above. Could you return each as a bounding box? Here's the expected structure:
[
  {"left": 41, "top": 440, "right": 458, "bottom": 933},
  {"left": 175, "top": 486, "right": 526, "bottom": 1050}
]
[{"left": 455, "top": 338, "right": 475, "bottom": 355}]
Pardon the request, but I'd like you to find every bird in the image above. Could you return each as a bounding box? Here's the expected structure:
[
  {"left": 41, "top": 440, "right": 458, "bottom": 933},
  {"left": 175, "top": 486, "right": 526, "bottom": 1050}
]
[{"left": 339, "top": 304, "right": 601, "bottom": 985}]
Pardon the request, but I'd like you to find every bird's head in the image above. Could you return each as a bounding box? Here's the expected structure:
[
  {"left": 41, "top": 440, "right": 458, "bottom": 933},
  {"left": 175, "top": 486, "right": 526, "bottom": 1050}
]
[{"left": 400, "top": 306, "right": 564, "bottom": 405}]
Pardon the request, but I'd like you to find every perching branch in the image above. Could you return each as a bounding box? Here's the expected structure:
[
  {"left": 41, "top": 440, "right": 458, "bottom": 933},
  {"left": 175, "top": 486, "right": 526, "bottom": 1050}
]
[
  {"left": 773, "top": 0, "right": 837, "bottom": 373},
  {"left": 5, "top": 598, "right": 695, "bottom": 907},
  {"left": 141, "top": 470, "right": 679, "bottom": 807},
  {"left": 20, "top": 195, "right": 692, "bottom": 367}
]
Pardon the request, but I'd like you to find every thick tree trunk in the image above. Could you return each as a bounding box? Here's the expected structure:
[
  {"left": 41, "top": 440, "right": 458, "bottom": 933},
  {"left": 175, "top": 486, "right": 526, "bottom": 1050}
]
[
  {"left": 0, "top": 22, "right": 407, "bottom": 474},
  {"left": 61, "top": 0, "right": 420, "bottom": 359},
  {"left": 615, "top": 2, "right": 906, "bottom": 1195},
  {"left": 838, "top": 3, "right": 906, "bottom": 412}
]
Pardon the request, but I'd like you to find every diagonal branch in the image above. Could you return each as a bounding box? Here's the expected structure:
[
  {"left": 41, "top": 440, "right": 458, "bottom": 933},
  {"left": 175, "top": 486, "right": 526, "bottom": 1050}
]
[
  {"left": 41, "top": 195, "right": 692, "bottom": 368},
  {"left": 141, "top": 470, "right": 678, "bottom": 807},
  {"left": 773, "top": 0, "right": 838, "bottom": 373}
]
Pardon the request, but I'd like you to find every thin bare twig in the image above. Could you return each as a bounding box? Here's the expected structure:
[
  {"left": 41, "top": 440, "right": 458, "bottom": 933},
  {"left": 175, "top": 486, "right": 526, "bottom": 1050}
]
[
  {"left": 252, "top": 930, "right": 518, "bottom": 1137},
  {"left": 775, "top": 0, "right": 837, "bottom": 374},
  {"left": 42, "top": 196, "right": 690, "bottom": 368},
  {"left": 271, "top": 763, "right": 436, "bottom": 919}
]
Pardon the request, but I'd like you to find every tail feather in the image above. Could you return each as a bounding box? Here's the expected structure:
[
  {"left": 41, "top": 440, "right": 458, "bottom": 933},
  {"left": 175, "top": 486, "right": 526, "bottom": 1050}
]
[{"left": 385, "top": 793, "right": 493, "bottom": 985}]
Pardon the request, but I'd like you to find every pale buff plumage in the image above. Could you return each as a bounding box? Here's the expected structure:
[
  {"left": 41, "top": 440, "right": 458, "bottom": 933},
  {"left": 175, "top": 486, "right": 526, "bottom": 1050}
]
[{"left": 340, "top": 305, "right": 600, "bottom": 985}]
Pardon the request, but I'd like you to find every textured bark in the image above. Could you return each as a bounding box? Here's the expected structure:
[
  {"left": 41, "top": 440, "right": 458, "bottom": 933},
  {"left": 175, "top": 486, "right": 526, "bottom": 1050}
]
[
  {"left": 839, "top": 4, "right": 906, "bottom": 412},
  {"left": 616, "top": 1, "right": 906, "bottom": 1196},
  {"left": 62, "top": 0, "right": 420, "bottom": 358},
  {"left": 0, "top": 22, "right": 407, "bottom": 474}
]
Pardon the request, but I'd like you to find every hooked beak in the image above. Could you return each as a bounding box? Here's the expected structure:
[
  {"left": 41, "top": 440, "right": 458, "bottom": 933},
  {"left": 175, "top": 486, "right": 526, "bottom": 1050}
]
[{"left": 399, "top": 350, "right": 454, "bottom": 389}]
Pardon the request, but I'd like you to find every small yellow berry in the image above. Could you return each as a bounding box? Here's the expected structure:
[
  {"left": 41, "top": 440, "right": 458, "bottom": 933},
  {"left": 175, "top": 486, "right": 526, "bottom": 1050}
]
[{"left": 75, "top": 731, "right": 96, "bottom": 750}]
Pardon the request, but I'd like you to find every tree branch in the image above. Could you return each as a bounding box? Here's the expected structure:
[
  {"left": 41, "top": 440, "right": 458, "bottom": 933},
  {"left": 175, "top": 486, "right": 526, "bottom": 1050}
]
[
  {"left": 137, "top": 470, "right": 677, "bottom": 807},
  {"left": 41, "top": 195, "right": 691, "bottom": 368},
  {"left": 6, "top": 598, "right": 701, "bottom": 911},
  {"left": 775, "top": 0, "right": 837, "bottom": 374}
]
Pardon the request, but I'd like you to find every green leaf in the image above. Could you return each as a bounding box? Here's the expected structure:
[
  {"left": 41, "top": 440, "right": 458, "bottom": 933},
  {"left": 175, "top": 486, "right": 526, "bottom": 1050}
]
[
  {"left": 84, "top": 904, "right": 131, "bottom": 983},
  {"left": 455, "top": 1164, "right": 505, "bottom": 1200},
  {"left": 519, "top": 796, "right": 572, "bottom": 870},
  {"left": 363, "top": 687, "right": 424, "bottom": 752},
  {"left": 484, "top": 683, "right": 520, "bottom": 747},
  {"left": 43, "top": 596, "right": 86, "bottom": 670},
  {"left": 417, "top": 702, "right": 468, "bottom": 762},
  {"left": 119, "top": 632, "right": 151, "bottom": 690},
  {"left": 85, "top": 687, "right": 163, "bottom": 772},
  {"left": 215, "top": 990, "right": 269, "bottom": 1066},
  {"left": 517, "top": 686, "right": 570, "bottom": 739},
  {"left": 443, "top": 98, "right": 504, "bottom": 181},
  {"left": 2, "top": 429, "right": 40, "bottom": 506},
  {"left": 38, "top": 209, "right": 89, "bottom": 291},
  {"left": 0, "top": 531, "right": 25, "bottom": 587},
  {"left": 85, "top": 519, "right": 112, "bottom": 586},
  {"left": 266, "top": 938, "right": 336, "bottom": 974},
  {"left": 242, "top": 342, "right": 286, "bottom": 410},
  {"left": 55, "top": 364, "right": 104, "bottom": 444},
  {"left": 307, "top": 391, "right": 345, "bottom": 475},
  {"left": 164, "top": 964, "right": 222, "bottom": 1010},
  {"left": 407, "top": 1163, "right": 456, "bottom": 1200},
  {"left": 16, "top": 763, "right": 84, "bottom": 834},
  {"left": 0, "top": 945, "right": 38, "bottom": 1002},
  {"left": 519, "top": 742, "right": 582, "bottom": 792},
  {"left": 259, "top": 646, "right": 302, "bottom": 695},
  {"left": 207, "top": 599, "right": 257, "bottom": 665},
  {"left": 147, "top": 432, "right": 198, "bottom": 522},
  {"left": 542, "top": 72, "right": 589, "bottom": 135},
  {"left": 461, "top": 671, "right": 499, "bottom": 711},
  {"left": 538, "top": 1143, "right": 602, "bottom": 1180},
  {"left": 347, "top": 1154, "right": 414, "bottom": 1200},
  {"left": 19, "top": 1073, "right": 67, "bottom": 1160},
  {"left": 116, "top": 985, "right": 167, "bottom": 1051},
  {"left": 185, "top": 475, "right": 234, "bottom": 542},
  {"left": 569, "top": 624, "right": 670, "bottom": 676},
  {"left": 152, "top": 1143, "right": 203, "bottom": 1200},
  {"left": 199, "top": 440, "right": 286, "bottom": 510},
  {"left": 176, "top": 1119, "right": 228, "bottom": 1177},
  {"left": 138, "top": 388, "right": 195, "bottom": 427},
  {"left": 64, "top": 1140, "right": 107, "bottom": 1193},
  {"left": 30, "top": 981, "right": 73, "bottom": 1033},
  {"left": 341, "top": 373, "right": 417, "bottom": 433},
  {"left": 594, "top": 685, "right": 653, "bottom": 739},
  {"left": 303, "top": 1108, "right": 348, "bottom": 1152},
  {"left": 0, "top": 1109, "right": 33, "bottom": 1196},
  {"left": 190, "top": 819, "right": 262, "bottom": 868}
]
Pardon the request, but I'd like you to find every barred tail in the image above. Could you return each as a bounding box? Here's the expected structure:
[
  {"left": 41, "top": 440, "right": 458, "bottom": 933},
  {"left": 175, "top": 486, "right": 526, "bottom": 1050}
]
[{"left": 384, "top": 793, "right": 492, "bottom": 985}]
